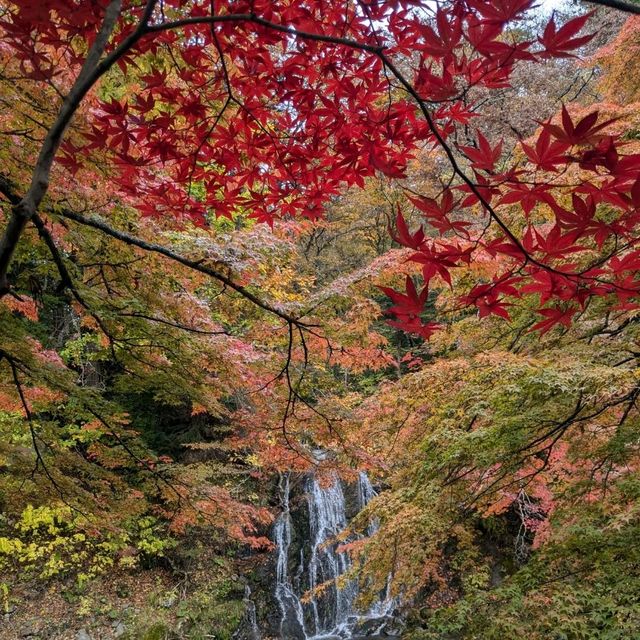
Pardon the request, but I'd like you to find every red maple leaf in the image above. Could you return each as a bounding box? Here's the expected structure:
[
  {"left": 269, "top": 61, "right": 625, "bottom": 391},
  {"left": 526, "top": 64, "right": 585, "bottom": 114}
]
[
  {"left": 459, "top": 131, "right": 503, "bottom": 171},
  {"left": 538, "top": 11, "right": 595, "bottom": 58}
]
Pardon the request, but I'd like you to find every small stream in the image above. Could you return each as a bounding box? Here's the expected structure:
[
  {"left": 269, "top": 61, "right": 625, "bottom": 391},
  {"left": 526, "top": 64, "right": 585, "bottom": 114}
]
[{"left": 273, "top": 471, "right": 397, "bottom": 639}]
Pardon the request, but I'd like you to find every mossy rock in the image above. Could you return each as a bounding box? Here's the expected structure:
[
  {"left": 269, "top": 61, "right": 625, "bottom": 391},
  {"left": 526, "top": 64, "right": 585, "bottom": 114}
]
[
  {"left": 209, "top": 600, "right": 244, "bottom": 638},
  {"left": 140, "top": 622, "right": 173, "bottom": 640}
]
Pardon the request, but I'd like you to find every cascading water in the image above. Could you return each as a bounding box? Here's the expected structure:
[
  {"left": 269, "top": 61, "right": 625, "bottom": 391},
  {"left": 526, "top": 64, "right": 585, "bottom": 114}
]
[
  {"left": 356, "top": 473, "right": 379, "bottom": 538},
  {"left": 306, "top": 474, "right": 357, "bottom": 636},
  {"left": 273, "top": 470, "right": 396, "bottom": 639},
  {"left": 242, "top": 584, "right": 261, "bottom": 640},
  {"left": 274, "top": 474, "right": 307, "bottom": 638}
]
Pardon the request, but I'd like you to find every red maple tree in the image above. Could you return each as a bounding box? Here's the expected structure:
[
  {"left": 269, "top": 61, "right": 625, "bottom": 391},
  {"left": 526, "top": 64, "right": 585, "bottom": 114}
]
[{"left": 0, "top": 0, "right": 639, "bottom": 338}]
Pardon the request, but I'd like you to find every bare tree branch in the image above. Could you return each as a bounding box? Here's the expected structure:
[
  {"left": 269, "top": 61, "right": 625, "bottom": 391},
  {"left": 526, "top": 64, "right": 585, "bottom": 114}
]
[
  {"left": 585, "top": 0, "right": 640, "bottom": 14},
  {"left": 1, "top": 173, "right": 306, "bottom": 329},
  {"left": 57, "top": 208, "right": 305, "bottom": 327}
]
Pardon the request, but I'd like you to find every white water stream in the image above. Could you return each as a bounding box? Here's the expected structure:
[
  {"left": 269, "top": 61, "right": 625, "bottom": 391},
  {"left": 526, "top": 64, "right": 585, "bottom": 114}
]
[{"left": 273, "top": 471, "right": 395, "bottom": 639}]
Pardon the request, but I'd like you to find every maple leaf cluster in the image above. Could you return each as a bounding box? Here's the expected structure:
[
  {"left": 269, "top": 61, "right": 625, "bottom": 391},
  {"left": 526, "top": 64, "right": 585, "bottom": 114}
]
[
  {"left": 390, "top": 100, "right": 640, "bottom": 335},
  {"left": 2, "top": 0, "right": 635, "bottom": 341}
]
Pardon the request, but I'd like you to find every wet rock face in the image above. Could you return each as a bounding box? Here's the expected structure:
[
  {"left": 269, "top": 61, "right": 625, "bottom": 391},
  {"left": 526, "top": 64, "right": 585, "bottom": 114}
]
[
  {"left": 352, "top": 614, "right": 403, "bottom": 637},
  {"left": 287, "top": 477, "right": 312, "bottom": 590},
  {"left": 342, "top": 479, "right": 363, "bottom": 521}
]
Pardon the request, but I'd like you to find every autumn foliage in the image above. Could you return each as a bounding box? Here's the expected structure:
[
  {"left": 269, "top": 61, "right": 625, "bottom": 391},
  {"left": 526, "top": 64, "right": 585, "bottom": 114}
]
[{"left": 1, "top": 0, "right": 640, "bottom": 637}]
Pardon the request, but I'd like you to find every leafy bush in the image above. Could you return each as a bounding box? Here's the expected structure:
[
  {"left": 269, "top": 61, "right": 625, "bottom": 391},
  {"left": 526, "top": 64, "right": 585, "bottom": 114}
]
[{"left": 0, "top": 505, "right": 174, "bottom": 581}]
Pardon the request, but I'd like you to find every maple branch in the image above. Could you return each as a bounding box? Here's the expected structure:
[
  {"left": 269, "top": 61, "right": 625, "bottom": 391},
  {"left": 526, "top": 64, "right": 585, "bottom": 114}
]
[
  {"left": 153, "top": 13, "right": 557, "bottom": 279},
  {"left": 1, "top": 5, "right": 624, "bottom": 317},
  {"left": 376, "top": 53, "right": 534, "bottom": 260},
  {"left": 584, "top": 0, "right": 640, "bottom": 14},
  {"left": 0, "top": 174, "right": 120, "bottom": 356},
  {"left": 0, "top": 349, "right": 83, "bottom": 512},
  {"left": 57, "top": 208, "right": 305, "bottom": 327},
  {"left": 0, "top": 6, "right": 545, "bottom": 304},
  {"left": 0, "top": 0, "right": 125, "bottom": 295},
  {"left": 156, "top": 14, "right": 526, "bottom": 272},
  {"left": 116, "top": 312, "right": 230, "bottom": 336},
  {"left": 230, "top": 16, "right": 633, "bottom": 294},
  {"left": 146, "top": 13, "right": 384, "bottom": 53},
  {"left": 4, "top": 172, "right": 318, "bottom": 435},
  {"left": 279, "top": 321, "right": 311, "bottom": 460},
  {"left": 31, "top": 213, "right": 121, "bottom": 358},
  {"left": 4, "top": 160, "right": 307, "bottom": 338},
  {"left": 461, "top": 385, "right": 640, "bottom": 510}
]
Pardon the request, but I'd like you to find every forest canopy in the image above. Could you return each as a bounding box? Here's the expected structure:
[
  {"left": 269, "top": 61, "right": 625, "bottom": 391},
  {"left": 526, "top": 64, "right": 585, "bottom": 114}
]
[{"left": 0, "top": 0, "right": 639, "bottom": 638}]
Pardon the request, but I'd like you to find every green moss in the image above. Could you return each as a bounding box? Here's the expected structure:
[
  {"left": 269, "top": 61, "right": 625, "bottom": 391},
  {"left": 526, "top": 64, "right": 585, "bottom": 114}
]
[{"left": 140, "top": 622, "right": 172, "bottom": 640}]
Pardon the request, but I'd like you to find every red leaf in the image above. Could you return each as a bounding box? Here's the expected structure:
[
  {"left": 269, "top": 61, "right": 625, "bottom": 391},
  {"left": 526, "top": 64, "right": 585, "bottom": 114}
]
[
  {"left": 390, "top": 207, "right": 425, "bottom": 250},
  {"left": 477, "top": 295, "right": 512, "bottom": 320},
  {"left": 459, "top": 131, "right": 503, "bottom": 171},
  {"left": 388, "top": 317, "right": 441, "bottom": 340},
  {"left": 538, "top": 11, "right": 595, "bottom": 58},
  {"left": 522, "top": 128, "right": 569, "bottom": 171},
  {"left": 530, "top": 305, "right": 578, "bottom": 334},
  {"left": 378, "top": 275, "right": 429, "bottom": 319},
  {"left": 471, "top": 0, "right": 536, "bottom": 23}
]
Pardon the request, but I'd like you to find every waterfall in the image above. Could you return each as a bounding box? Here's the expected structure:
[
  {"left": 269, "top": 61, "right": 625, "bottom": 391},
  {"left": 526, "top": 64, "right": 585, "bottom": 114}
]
[
  {"left": 273, "top": 470, "right": 396, "bottom": 639},
  {"left": 242, "top": 584, "right": 261, "bottom": 640},
  {"left": 274, "top": 474, "right": 307, "bottom": 638},
  {"left": 356, "top": 472, "right": 379, "bottom": 538},
  {"left": 306, "top": 474, "right": 357, "bottom": 636},
  {"left": 356, "top": 472, "right": 377, "bottom": 507}
]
